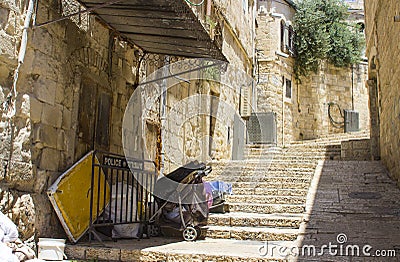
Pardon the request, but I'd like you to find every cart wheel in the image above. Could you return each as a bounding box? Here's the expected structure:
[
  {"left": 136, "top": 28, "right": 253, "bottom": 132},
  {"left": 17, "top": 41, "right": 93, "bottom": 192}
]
[{"left": 183, "top": 226, "right": 198, "bottom": 241}]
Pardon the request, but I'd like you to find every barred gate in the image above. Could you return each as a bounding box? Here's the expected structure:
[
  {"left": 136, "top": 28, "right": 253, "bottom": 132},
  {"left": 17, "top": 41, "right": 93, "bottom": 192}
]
[{"left": 88, "top": 151, "right": 158, "bottom": 242}]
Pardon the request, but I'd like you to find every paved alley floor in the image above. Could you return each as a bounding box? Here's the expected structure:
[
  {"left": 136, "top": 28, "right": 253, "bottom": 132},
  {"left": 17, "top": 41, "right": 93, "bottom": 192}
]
[{"left": 298, "top": 160, "right": 400, "bottom": 261}]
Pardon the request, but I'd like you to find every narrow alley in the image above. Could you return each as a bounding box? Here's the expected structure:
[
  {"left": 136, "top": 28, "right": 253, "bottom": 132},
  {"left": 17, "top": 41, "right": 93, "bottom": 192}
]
[{"left": 0, "top": 0, "right": 399, "bottom": 261}]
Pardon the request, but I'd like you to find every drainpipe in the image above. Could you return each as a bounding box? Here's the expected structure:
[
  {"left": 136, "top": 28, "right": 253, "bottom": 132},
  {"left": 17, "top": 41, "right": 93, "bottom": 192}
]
[
  {"left": 159, "top": 56, "right": 169, "bottom": 177},
  {"left": 5, "top": 0, "right": 35, "bottom": 178}
]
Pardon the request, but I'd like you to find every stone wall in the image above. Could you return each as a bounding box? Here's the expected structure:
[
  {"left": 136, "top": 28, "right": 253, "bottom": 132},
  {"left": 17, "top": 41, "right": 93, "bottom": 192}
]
[
  {"left": 295, "top": 62, "right": 370, "bottom": 140},
  {"left": 255, "top": 0, "right": 370, "bottom": 146},
  {"left": 0, "top": 0, "right": 141, "bottom": 240},
  {"left": 141, "top": 62, "right": 245, "bottom": 175},
  {"left": 214, "top": 0, "right": 255, "bottom": 65},
  {"left": 341, "top": 139, "right": 371, "bottom": 161},
  {"left": 364, "top": 0, "right": 400, "bottom": 186}
]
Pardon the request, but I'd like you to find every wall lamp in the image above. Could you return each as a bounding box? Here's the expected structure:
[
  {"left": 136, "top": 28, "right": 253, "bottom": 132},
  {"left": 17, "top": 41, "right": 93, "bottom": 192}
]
[{"left": 395, "top": 15, "right": 400, "bottom": 22}]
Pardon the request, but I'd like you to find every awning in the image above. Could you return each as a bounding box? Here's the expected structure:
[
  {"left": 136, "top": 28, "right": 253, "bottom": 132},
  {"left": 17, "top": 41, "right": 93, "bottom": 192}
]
[{"left": 78, "top": 0, "right": 226, "bottom": 60}]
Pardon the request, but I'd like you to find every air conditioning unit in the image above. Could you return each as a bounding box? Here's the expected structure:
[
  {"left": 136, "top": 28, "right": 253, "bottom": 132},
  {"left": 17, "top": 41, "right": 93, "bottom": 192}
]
[
  {"left": 247, "top": 112, "right": 277, "bottom": 144},
  {"left": 344, "top": 110, "right": 360, "bottom": 133},
  {"left": 240, "top": 85, "right": 252, "bottom": 118}
]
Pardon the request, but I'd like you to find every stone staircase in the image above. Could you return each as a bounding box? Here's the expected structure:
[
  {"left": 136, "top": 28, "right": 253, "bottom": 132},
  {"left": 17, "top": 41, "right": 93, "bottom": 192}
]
[
  {"left": 201, "top": 131, "right": 370, "bottom": 247},
  {"left": 204, "top": 153, "right": 319, "bottom": 243}
]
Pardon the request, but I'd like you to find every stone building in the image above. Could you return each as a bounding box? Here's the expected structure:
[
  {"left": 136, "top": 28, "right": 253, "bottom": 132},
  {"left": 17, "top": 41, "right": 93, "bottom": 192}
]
[
  {"left": 0, "top": 0, "right": 256, "bottom": 239},
  {"left": 254, "top": 0, "right": 370, "bottom": 145},
  {"left": 364, "top": 0, "right": 400, "bottom": 186}
]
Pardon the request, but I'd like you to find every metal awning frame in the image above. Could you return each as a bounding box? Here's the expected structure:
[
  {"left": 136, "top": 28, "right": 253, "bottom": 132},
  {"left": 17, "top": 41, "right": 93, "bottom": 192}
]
[
  {"left": 32, "top": 0, "right": 226, "bottom": 61},
  {"left": 138, "top": 59, "right": 227, "bottom": 87}
]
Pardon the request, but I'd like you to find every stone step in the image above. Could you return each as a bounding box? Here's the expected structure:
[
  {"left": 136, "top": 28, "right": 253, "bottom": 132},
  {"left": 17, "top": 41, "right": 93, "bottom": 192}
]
[
  {"left": 231, "top": 181, "right": 310, "bottom": 190},
  {"left": 139, "top": 238, "right": 294, "bottom": 261},
  {"left": 218, "top": 176, "right": 312, "bottom": 184},
  {"left": 209, "top": 168, "right": 316, "bottom": 174},
  {"left": 245, "top": 156, "right": 338, "bottom": 161},
  {"left": 281, "top": 151, "right": 341, "bottom": 156},
  {"left": 207, "top": 171, "right": 313, "bottom": 180},
  {"left": 211, "top": 162, "right": 317, "bottom": 169},
  {"left": 233, "top": 187, "right": 309, "bottom": 196},
  {"left": 205, "top": 225, "right": 298, "bottom": 241},
  {"left": 247, "top": 155, "right": 340, "bottom": 160},
  {"left": 228, "top": 203, "right": 305, "bottom": 214},
  {"left": 274, "top": 155, "right": 339, "bottom": 159},
  {"left": 245, "top": 152, "right": 340, "bottom": 158},
  {"left": 210, "top": 168, "right": 314, "bottom": 174},
  {"left": 285, "top": 146, "right": 340, "bottom": 151},
  {"left": 210, "top": 161, "right": 316, "bottom": 168},
  {"left": 226, "top": 195, "right": 306, "bottom": 205},
  {"left": 66, "top": 238, "right": 295, "bottom": 261},
  {"left": 208, "top": 212, "right": 303, "bottom": 228}
]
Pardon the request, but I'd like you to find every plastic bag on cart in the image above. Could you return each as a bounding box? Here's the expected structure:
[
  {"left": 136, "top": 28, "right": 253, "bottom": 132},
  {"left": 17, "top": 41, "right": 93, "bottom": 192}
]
[
  {"left": 204, "top": 181, "right": 232, "bottom": 213},
  {"left": 103, "top": 182, "right": 141, "bottom": 239},
  {"left": 205, "top": 181, "right": 232, "bottom": 204}
]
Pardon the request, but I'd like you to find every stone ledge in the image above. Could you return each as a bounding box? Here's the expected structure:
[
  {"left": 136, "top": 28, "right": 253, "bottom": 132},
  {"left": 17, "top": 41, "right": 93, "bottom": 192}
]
[{"left": 66, "top": 238, "right": 290, "bottom": 261}]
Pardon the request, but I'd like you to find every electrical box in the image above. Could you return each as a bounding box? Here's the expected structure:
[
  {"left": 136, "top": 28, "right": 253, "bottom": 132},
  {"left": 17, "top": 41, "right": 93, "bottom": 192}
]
[
  {"left": 247, "top": 112, "right": 277, "bottom": 144},
  {"left": 344, "top": 110, "right": 360, "bottom": 133}
]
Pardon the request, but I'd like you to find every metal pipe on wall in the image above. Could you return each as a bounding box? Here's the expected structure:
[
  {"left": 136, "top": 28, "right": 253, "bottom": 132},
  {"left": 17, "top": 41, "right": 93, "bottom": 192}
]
[
  {"left": 5, "top": 0, "right": 36, "bottom": 179},
  {"left": 159, "top": 56, "right": 169, "bottom": 177}
]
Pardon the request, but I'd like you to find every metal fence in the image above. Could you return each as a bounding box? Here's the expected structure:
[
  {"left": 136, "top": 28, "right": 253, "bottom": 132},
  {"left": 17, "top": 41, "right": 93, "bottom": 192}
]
[{"left": 88, "top": 151, "right": 158, "bottom": 242}]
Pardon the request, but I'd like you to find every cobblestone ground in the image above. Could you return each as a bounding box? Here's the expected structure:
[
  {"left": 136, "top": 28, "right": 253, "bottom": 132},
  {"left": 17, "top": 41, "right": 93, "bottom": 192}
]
[{"left": 298, "top": 160, "right": 400, "bottom": 261}]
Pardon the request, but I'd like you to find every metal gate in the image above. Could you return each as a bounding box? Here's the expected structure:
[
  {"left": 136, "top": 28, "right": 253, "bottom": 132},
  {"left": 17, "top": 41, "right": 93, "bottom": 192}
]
[
  {"left": 89, "top": 151, "right": 158, "bottom": 242},
  {"left": 247, "top": 112, "right": 277, "bottom": 144}
]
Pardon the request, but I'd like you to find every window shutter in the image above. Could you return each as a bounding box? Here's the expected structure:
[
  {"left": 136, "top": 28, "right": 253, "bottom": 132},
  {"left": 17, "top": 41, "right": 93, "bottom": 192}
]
[{"left": 240, "top": 85, "right": 252, "bottom": 118}]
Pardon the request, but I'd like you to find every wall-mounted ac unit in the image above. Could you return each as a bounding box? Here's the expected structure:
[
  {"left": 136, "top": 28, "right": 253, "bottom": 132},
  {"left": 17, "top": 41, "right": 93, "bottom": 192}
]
[
  {"left": 247, "top": 112, "right": 277, "bottom": 144},
  {"left": 344, "top": 110, "right": 360, "bottom": 133}
]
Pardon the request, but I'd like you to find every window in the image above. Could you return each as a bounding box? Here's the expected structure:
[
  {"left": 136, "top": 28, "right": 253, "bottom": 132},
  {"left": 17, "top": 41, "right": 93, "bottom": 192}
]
[
  {"left": 281, "top": 20, "right": 295, "bottom": 55},
  {"left": 280, "top": 20, "right": 286, "bottom": 52},
  {"left": 285, "top": 78, "right": 292, "bottom": 99}
]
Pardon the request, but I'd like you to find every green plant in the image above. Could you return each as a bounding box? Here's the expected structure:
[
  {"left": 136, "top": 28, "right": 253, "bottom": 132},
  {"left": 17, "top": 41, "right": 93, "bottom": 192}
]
[{"left": 293, "top": 0, "right": 365, "bottom": 79}]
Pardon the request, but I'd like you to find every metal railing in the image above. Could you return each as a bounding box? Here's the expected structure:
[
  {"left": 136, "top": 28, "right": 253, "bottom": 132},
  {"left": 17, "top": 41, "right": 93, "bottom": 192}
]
[{"left": 88, "top": 151, "right": 158, "bottom": 242}]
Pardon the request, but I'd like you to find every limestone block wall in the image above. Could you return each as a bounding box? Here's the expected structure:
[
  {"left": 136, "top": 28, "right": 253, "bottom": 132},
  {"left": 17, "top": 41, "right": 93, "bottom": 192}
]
[
  {"left": 214, "top": 0, "right": 255, "bottom": 62},
  {"left": 364, "top": 0, "right": 400, "bottom": 186},
  {"left": 295, "top": 62, "right": 370, "bottom": 140},
  {"left": 153, "top": 77, "right": 239, "bottom": 174},
  {"left": 255, "top": 5, "right": 370, "bottom": 145},
  {"left": 0, "top": 0, "right": 140, "bottom": 239},
  {"left": 255, "top": 7, "right": 296, "bottom": 145},
  {"left": 341, "top": 139, "right": 371, "bottom": 161},
  {"left": 256, "top": 60, "right": 295, "bottom": 145}
]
